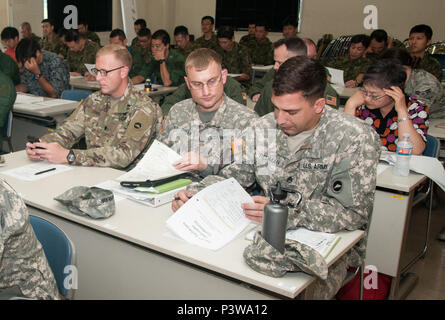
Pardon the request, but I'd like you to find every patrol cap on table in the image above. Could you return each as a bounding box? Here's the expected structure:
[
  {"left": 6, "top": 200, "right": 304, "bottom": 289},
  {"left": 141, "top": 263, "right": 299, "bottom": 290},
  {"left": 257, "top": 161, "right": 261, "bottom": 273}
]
[{"left": 54, "top": 186, "right": 115, "bottom": 219}]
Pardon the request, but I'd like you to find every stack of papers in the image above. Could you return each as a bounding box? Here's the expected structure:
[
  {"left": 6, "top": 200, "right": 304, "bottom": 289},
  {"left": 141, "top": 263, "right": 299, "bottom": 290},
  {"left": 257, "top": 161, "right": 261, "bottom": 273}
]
[
  {"left": 167, "top": 178, "right": 253, "bottom": 250},
  {"left": 1, "top": 162, "right": 72, "bottom": 181}
]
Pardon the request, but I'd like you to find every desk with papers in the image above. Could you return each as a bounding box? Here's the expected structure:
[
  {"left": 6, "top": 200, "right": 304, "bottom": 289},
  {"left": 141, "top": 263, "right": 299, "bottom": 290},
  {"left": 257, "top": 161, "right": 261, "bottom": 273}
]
[{"left": 0, "top": 151, "right": 365, "bottom": 300}]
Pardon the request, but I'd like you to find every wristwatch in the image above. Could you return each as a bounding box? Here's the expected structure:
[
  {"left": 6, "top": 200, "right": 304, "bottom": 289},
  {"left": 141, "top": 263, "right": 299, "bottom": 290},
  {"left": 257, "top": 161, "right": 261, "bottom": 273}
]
[
  {"left": 158, "top": 59, "right": 165, "bottom": 64},
  {"left": 35, "top": 73, "right": 42, "bottom": 80},
  {"left": 67, "top": 149, "right": 76, "bottom": 164}
]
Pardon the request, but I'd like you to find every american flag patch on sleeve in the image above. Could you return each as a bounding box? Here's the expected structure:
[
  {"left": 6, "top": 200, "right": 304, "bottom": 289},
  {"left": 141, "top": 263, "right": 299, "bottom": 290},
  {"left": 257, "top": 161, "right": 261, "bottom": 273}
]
[
  {"left": 326, "top": 95, "right": 337, "bottom": 106},
  {"left": 231, "top": 138, "right": 245, "bottom": 155}
]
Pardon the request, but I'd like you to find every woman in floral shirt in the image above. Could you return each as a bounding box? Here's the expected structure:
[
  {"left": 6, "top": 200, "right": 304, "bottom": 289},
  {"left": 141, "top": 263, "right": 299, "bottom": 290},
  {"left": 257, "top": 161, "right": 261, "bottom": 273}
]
[{"left": 345, "top": 59, "right": 428, "bottom": 154}]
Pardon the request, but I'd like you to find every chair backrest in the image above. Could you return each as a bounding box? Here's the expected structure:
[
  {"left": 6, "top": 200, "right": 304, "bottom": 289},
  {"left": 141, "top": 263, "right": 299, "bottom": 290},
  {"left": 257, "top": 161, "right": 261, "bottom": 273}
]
[
  {"left": 423, "top": 134, "right": 440, "bottom": 158},
  {"left": 29, "top": 215, "right": 76, "bottom": 298},
  {"left": 61, "top": 89, "right": 92, "bottom": 102},
  {"left": 2, "top": 110, "right": 12, "bottom": 138}
]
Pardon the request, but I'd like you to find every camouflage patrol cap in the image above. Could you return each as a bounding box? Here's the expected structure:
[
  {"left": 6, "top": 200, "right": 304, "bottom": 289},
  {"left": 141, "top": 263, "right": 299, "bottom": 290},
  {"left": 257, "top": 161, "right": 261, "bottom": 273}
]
[{"left": 54, "top": 187, "right": 115, "bottom": 219}]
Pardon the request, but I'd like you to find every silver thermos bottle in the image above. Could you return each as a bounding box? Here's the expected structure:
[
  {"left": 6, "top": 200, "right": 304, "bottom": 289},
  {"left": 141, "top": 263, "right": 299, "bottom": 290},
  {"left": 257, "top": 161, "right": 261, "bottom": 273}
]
[{"left": 262, "top": 182, "right": 288, "bottom": 254}]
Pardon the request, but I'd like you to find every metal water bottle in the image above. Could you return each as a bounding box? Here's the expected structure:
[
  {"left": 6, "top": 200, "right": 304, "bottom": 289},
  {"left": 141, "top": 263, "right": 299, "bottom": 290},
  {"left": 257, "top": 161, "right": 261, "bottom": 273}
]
[
  {"left": 262, "top": 182, "right": 288, "bottom": 254},
  {"left": 144, "top": 79, "right": 152, "bottom": 92}
]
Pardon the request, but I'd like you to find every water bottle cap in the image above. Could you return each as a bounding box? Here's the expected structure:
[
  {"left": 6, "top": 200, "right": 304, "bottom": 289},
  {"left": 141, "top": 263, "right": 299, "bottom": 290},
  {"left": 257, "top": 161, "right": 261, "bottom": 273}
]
[{"left": 269, "top": 182, "right": 288, "bottom": 204}]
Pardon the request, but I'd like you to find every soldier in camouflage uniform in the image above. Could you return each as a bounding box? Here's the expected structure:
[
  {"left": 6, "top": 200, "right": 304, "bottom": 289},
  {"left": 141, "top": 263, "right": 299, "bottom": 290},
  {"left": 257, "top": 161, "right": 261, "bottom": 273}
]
[
  {"left": 78, "top": 20, "right": 101, "bottom": 46},
  {"left": 173, "top": 26, "right": 198, "bottom": 59},
  {"left": 216, "top": 26, "right": 252, "bottom": 85},
  {"left": 20, "top": 22, "right": 41, "bottom": 44},
  {"left": 159, "top": 48, "right": 257, "bottom": 178},
  {"left": 174, "top": 57, "right": 381, "bottom": 299},
  {"left": 40, "top": 19, "right": 63, "bottom": 56},
  {"left": 0, "top": 70, "right": 16, "bottom": 150},
  {"left": 409, "top": 24, "right": 442, "bottom": 81},
  {"left": 0, "top": 179, "right": 60, "bottom": 300},
  {"left": 129, "top": 28, "right": 153, "bottom": 83},
  {"left": 26, "top": 45, "right": 163, "bottom": 170},
  {"left": 65, "top": 29, "right": 100, "bottom": 76},
  {"left": 161, "top": 75, "right": 246, "bottom": 115},
  {"left": 239, "top": 23, "right": 256, "bottom": 46},
  {"left": 0, "top": 51, "right": 20, "bottom": 85},
  {"left": 325, "top": 34, "right": 372, "bottom": 87},
  {"left": 194, "top": 16, "right": 220, "bottom": 52},
  {"left": 246, "top": 24, "right": 274, "bottom": 66},
  {"left": 254, "top": 38, "right": 340, "bottom": 115},
  {"left": 16, "top": 39, "right": 70, "bottom": 98}
]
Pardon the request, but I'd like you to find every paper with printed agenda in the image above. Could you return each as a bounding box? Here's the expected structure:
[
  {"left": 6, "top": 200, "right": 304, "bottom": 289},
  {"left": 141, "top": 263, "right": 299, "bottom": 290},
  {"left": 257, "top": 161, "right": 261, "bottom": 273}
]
[
  {"left": 326, "top": 67, "right": 345, "bottom": 87},
  {"left": 166, "top": 178, "right": 253, "bottom": 250}
]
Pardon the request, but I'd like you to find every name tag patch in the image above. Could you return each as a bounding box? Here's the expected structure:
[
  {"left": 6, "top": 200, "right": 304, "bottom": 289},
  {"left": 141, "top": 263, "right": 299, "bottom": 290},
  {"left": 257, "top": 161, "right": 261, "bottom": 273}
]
[{"left": 297, "top": 162, "right": 328, "bottom": 170}]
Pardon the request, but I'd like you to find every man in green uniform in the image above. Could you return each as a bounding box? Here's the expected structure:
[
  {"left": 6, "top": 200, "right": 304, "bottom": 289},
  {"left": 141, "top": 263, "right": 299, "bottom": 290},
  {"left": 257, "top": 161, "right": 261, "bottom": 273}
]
[
  {"left": 132, "top": 30, "right": 185, "bottom": 87},
  {"left": 282, "top": 16, "right": 298, "bottom": 39},
  {"left": 409, "top": 24, "right": 443, "bottom": 81},
  {"left": 173, "top": 25, "right": 197, "bottom": 58},
  {"left": 0, "top": 51, "right": 20, "bottom": 85},
  {"left": 40, "top": 19, "right": 63, "bottom": 56},
  {"left": 26, "top": 44, "right": 163, "bottom": 170},
  {"left": 78, "top": 20, "right": 101, "bottom": 46},
  {"left": 65, "top": 29, "right": 100, "bottom": 77},
  {"left": 0, "top": 70, "right": 16, "bottom": 151},
  {"left": 19, "top": 22, "right": 41, "bottom": 44},
  {"left": 246, "top": 22, "right": 274, "bottom": 66},
  {"left": 173, "top": 56, "right": 381, "bottom": 299},
  {"left": 131, "top": 19, "right": 147, "bottom": 48},
  {"left": 194, "top": 16, "right": 219, "bottom": 52},
  {"left": 239, "top": 23, "right": 256, "bottom": 46},
  {"left": 216, "top": 26, "right": 252, "bottom": 85}
]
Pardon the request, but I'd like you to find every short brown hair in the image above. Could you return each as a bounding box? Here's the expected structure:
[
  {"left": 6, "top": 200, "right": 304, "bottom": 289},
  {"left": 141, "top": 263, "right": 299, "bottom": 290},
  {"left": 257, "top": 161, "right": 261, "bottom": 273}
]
[
  {"left": 96, "top": 44, "right": 132, "bottom": 68},
  {"left": 185, "top": 48, "right": 222, "bottom": 73}
]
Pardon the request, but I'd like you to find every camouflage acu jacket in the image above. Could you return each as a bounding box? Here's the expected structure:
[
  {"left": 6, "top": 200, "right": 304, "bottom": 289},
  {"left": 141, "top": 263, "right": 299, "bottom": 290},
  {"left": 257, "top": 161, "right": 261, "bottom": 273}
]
[
  {"left": 67, "top": 40, "right": 100, "bottom": 74},
  {"left": 0, "top": 179, "right": 60, "bottom": 300},
  {"left": 41, "top": 82, "right": 163, "bottom": 169}
]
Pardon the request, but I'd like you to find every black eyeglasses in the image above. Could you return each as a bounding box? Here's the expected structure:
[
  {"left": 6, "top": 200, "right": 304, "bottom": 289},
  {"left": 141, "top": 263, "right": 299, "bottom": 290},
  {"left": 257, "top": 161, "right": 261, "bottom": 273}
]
[{"left": 91, "top": 66, "right": 125, "bottom": 77}]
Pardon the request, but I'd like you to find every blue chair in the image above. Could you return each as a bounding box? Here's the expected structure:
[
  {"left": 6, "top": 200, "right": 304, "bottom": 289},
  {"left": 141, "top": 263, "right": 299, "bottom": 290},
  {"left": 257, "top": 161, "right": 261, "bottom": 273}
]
[
  {"left": 61, "top": 89, "right": 92, "bottom": 102},
  {"left": 29, "top": 215, "right": 77, "bottom": 299},
  {"left": 1, "top": 110, "right": 13, "bottom": 153}
]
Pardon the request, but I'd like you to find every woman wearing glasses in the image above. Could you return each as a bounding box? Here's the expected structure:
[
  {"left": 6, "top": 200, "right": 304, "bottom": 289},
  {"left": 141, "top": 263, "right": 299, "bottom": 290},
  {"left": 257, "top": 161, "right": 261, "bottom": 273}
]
[{"left": 344, "top": 59, "right": 429, "bottom": 154}]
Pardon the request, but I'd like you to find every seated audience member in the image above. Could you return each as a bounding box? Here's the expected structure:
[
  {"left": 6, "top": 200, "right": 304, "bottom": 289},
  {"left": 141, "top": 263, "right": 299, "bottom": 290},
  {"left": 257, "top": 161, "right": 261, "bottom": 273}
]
[
  {"left": 173, "top": 56, "right": 381, "bottom": 300},
  {"left": 364, "top": 29, "right": 403, "bottom": 62},
  {"left": 131, "top": 18, "right": 147, "bottom": 48},
  {"left": 239, "top": 23, "right": 256, "bottom": 46},
  {"left": 56, "top": 28, "right": 69, "bottom": 59},
  {"left": 109, "top": 29, "right": 130, "bottom": 49},
  {"left": 15, "top": 39, "right": 70, "bottom": 98},
  {"left": 65, "top": 29, "right": 100, "bottom": 77},
  {"left": 246, "top": 22, "right": 274, "bottom": 66},
  {"left": 380, "top": 48, "right": 445, "bottom": 119},
  {"left": 161, "top": 70, "right": 246, "bottom": 115},
  {"left": 0, "top": 70, "right": 16, "bottom": 150},
  {"left": 19, "top": 22, "right": 41, "bottom": 44},
  {"left": 254, "top": 37, "right": 340, "bottom": 116},
  {"left": 129, "top": 28, "right": 153, "bottom": 83},
  {"left": 194, "top": 16, "right": 219, "bottom": 51},
  {"left": 216, "top": 26, "right": 251, "bottom": 84},
  {"left": 0, "top": 51, "right": 20, "bottom": 85},
  {"left": 325, "top": 34, "right": 372, "bottom": 88},
  {"left": 132, "top": 29, "right": 185, "bottom": 87},
  {"left": 409, "top": 24, "right": 443, "bottom": 81},
  {"left": 26, "top": 44, "right": 163, "bottom": 169},
  {"left": 174, "top": 25, "right": 197, "bottom": 58},
  {"left": 78, "top": 19, "right": 101, "bottom": 46},
  {"left": 345, "top": 59, "right": 428, "bottom": 154},
  {"left": 159, "top": 48, "right": 257, "bottom": 177},
  {"left": 1, "top": 27, "right": 20, "bottom": 64},
  {"left": 282, "top": 16, "right": 298, "bottom": 39},
  {"left": 0, "top": 179, "right": 60, "bottom": 300},
  {"left": 40, "top": 19, "right": 63, "bottom": 56}
]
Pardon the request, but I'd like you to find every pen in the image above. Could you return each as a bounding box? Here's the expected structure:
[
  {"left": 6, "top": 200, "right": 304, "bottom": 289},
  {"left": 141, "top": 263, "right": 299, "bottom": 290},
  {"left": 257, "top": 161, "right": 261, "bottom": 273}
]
[{"left": 35, "top": 168, "right": 56, "bottom": 175}]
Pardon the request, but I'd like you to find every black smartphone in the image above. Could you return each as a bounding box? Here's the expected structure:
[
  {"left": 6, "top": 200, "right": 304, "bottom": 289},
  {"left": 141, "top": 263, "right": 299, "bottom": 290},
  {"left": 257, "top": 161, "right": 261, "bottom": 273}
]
[{"left": 27, "top": 135, "right": 44, "bottom": 149}]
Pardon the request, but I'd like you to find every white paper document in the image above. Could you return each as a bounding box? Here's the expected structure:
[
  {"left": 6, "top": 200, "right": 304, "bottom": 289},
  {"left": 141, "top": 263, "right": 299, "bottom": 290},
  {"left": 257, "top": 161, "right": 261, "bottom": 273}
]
[
  {"left": 117, "top": 140, "right": 185, "bottom": 182},
  {"left": 166, "top": 178, "right": 253, "bottom": 250},
  {"left": 1, "top": 162, "right": 73, "bottom": 181},
  {"left": 15, "top": 93, "right": 45, "bottom": 104},
  {"left": 326, "top": 67, "right": 345, "bottom": 87}
]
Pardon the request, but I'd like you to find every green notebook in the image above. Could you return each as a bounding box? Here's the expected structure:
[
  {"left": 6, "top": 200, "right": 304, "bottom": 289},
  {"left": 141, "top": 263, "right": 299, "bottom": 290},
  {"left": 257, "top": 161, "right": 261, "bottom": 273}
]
[{"left": 135, "top": 179, "right": 192, "bottom": 194}]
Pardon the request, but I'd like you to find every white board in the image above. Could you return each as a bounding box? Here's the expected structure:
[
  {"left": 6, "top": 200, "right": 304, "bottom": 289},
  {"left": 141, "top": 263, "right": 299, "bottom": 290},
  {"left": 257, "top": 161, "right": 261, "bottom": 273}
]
[{"left": 120, "top": 0, "right": 138, "bottom": 42}]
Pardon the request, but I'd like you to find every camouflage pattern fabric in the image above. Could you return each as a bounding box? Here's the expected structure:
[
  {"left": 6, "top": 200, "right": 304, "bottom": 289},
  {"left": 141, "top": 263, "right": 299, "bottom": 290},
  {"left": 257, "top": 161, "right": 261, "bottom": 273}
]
[
  {"left": 413, "top": 53, "right": 443, "bottom": 81},
  {"left": 19, "top": 50, "right": 70, "bottom": 98},
  {"left": 0, "top": 51, "right": 20, "bottom": 85},
  {"left": 254, "top": 79, "right": 340, "bottom": 116},
  {"left": 325, "top": 56, "right": 372, "bottom": 82},
  {"left": 85, "top": 31, "right": 101, "bottom": 46},
  {"left": 190, "top": 107, "right": 381, "bottom": 297},
  {"left": 405, "top": 68, "right": 445, "bottom": 118},
  {"left": 0, "top": 179, "right": 60, "bottom": 300},
  {"left": 40, "top": 33, "right": 64, "bottom": 56},
  {"left": 0, "top": 70, "right": 16, "bottom": 149},
  {"left": 66, "top": 40, "right": 100, "bottom": 74},
  {"left": 161, "top": 75, "right": 246, "bottom": 115},
  {"left": 159, "top": 95, "right": 258, "bottom": 177},
  {"left": 244, "top": 231, "right": 328, "bottom": 279},
  {"left": 194, "top": 34, "right": 220, "bottom": 52},
  {"left": 41, "top": 81, "right": 163, "bottom": 169},
  {"left": 246, "top": 38, "right": 274, "bottom": 66},
  {"left": 219, "top": 42, "right": 252, "bottom": 76},
  {"left": 30, "top": 33, "right": 41, "bottom": 44},
  {"left": 175, "top": 42, "right": 199, "bottom": 59},
  {"left": 239, "top": 34, "right": 255, "bottom": 47},
  {"left": 54, "top": 186, "right": 115, "bottom": 219},
  {"left": 129, "top": 46, "right": 153, "bottom": 79}
]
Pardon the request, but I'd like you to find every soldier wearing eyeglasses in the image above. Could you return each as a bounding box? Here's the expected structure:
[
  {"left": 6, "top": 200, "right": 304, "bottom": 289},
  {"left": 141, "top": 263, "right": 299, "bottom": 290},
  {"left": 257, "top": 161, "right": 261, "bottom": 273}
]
[
  {"left": 158, "top": 48, "right": 257, "bottom": 178},
  {"left": 26, "top": 44, "right": 163, "bottom": 169}
]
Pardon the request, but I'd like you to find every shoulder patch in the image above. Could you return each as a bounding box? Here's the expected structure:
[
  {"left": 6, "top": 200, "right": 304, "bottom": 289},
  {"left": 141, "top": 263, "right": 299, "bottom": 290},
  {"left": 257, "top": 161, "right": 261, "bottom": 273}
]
[{"left": 125, "top": 109, "right": 154, "bottom": 140}]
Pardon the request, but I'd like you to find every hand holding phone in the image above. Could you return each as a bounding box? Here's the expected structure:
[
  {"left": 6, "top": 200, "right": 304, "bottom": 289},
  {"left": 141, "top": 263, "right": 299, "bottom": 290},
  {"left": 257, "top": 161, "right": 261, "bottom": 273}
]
[{"left": 27, "top": 135, "right": 44, "bottom": 149}]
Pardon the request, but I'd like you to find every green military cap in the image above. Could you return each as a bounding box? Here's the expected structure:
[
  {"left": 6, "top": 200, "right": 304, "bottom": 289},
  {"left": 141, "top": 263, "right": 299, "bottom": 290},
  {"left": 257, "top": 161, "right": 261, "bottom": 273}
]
[{"left": 54, "top": 186, "right": 115, "bottom": 219}]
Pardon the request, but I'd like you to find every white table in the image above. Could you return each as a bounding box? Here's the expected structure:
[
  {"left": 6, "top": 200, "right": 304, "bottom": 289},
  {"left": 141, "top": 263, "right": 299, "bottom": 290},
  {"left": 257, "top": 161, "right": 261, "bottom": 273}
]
[
  {"left": 365, "top": 165, "right": 427, "bottom": 299},
  {"left": 428, "top": 119, "right": 445, "bottom": 158},
  {"left": 0, "top": 151, "right": 365, "bottom": 300}
]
